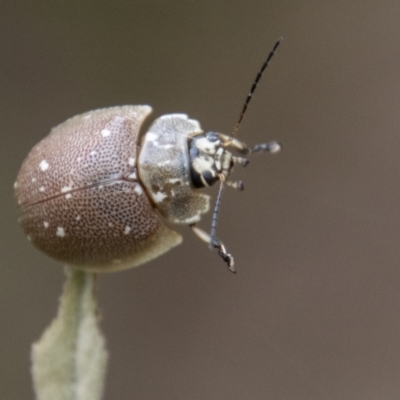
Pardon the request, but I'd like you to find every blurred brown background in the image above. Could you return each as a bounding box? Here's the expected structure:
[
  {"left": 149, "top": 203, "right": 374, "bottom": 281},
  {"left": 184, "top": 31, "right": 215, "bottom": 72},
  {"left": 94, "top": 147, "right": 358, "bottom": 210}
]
[{"left": 2, "top": 1, "right": 400, "bottom": 399}]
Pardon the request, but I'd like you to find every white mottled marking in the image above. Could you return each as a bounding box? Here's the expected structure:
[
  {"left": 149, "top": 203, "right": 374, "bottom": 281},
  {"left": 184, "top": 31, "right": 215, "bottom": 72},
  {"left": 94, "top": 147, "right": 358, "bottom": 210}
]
[
  {"left": 90, "top": 151, "right": 97, "bottom": 156},
  {"left": 39, "top": 160, "right": 49, "bottom": 171},
  {"left": 159, "top": 159, "right": 171, "bottom": 166},
  {"left": 76, "top": 215, "right": 81, "bottom": 221},
  {"left": 161, "top": 144, "right": 173, "bottom": 149},
  {"left": 65, "top": 193, "right": 72, "bottom": 199},
  {"left": 128, "top": 157, "right": 135, "bottom": 166},
  {"left": 56, "top": 227, "right": 66, "bottom": 237},
  {"left": 182, "top": 214, "right": 201, "bottom": 224},
  {"left": 61, "top": 186, "right": 72, "bottom": 193},
  {"left": 128, "top": 172, "right": 137, "bottom": 180},
  {"left": 146, "top": 132, "right": 159, "bottom": 142},
  {"left": 124, "top": 226, "right": 131, "bottom": 235},
  {"left": 101, "top": 129, "right": 111, "bottom": 137},
  {"left": 32, "top": 178, "right": 36, "bottom": 183},
  {"left": 39, "top": 186, "right": 45, "bottom": 192},
  {"left": 169, "top": 178, "right": 181, "bottom": 184},
  {"left": 108, "top": 222, "right": 114, "bottom": 228},
  {"left": 43, "top": 221, "right": 49, "bottom": 228},
  {"left": 77, "top": 157, "right": 82, "bottom": 162},
  {"left": 98, "top": 185, "right": 104, "bottom": 189},
  {"left": 134, "top": 185, "right": 143, "bottom": 195},
  {"left": 153, "top": 191, "right": 167, "bottom": 202}
]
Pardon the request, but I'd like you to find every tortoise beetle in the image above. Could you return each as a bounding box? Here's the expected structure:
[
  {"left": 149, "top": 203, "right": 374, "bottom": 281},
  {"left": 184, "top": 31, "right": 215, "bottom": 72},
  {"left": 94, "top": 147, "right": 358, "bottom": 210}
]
[{"left": 14, "top": 39, "right": 282, "bottom": 273}]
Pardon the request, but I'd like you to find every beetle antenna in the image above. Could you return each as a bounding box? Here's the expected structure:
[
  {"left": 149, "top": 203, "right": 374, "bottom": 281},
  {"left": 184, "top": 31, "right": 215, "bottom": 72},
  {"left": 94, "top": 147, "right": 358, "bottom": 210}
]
[
  {"left": 231, "top": 37, "right": 282, "bottom": 138},
  {"left": 209, "top": 177, "right": 225, "bottom": 249}
]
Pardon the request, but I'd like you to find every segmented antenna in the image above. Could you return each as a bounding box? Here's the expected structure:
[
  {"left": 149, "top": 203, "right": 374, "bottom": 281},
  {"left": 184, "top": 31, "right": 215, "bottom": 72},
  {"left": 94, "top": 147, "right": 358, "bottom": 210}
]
[
  {"left": 209, "top": 177, "right": 225, "bottom": 249},
  {"left": 231, "top": 37, "right": 282, "bottom": 137},
  {"left": 210, "top": 38, "right": 282, "bottom": 255}
]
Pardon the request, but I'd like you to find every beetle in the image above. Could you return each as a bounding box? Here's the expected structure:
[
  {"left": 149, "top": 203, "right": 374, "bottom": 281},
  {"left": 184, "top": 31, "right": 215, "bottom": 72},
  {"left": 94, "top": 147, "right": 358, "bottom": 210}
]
[{"left": 14, "top": 38, "right": 282, "bottom": 274}]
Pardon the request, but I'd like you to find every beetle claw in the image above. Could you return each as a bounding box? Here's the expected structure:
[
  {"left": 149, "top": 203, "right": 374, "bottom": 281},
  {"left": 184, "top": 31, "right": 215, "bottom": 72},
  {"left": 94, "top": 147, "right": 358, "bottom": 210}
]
[{"left": 190, "top": 224, "right": 236, "bottom": 273}]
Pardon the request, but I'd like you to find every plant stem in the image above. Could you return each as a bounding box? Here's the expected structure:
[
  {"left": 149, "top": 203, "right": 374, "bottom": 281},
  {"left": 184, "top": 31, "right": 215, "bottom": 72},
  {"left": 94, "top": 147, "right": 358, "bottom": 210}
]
[{"left": 31, "top": 267, "right": 108, "bottom": 400}]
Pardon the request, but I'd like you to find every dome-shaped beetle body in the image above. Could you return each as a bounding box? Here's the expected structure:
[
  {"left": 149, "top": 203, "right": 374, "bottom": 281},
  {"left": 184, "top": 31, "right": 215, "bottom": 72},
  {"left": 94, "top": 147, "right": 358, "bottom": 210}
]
[{"left": 15, "top": 106, "right": 198, "bottom": 271}]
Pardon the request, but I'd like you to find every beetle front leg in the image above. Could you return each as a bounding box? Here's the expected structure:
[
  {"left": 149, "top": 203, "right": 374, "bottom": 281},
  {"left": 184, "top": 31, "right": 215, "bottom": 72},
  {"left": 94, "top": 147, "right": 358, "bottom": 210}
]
[
  {"left": 251, "top": 140, "right": 281, "bottom": 154},
  {"left": 190, "top": 224, "right": 236, "bottom": 273},
  {"left": 217, "top": 133, "right": 281, "bottom": 155}
]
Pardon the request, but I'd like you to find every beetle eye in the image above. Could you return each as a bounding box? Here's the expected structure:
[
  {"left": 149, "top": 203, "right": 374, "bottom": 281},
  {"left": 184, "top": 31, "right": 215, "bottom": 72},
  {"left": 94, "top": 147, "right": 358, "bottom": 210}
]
[
  {"left": 202, "top": 170, "right": 218, "bottom": 186},
  {"left": 206, "top": 132, "right": 219, "bottom": 142},
  {"left": 189, "top": 142, "right": 199, "bottom": 159}
]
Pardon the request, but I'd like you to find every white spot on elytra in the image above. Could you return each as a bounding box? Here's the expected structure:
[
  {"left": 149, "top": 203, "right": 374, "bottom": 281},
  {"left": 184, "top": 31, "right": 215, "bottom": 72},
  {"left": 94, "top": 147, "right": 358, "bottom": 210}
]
[
  {"left": 76, "top": 215, "right": 81, "bottom": 221},
  {"left": 108, "top": 222, "right": 114, "bottom": 228},
  {"left": 128, "top": 157, "right": 135, "bottom": 166},
  {"left": 56, "top": 227, "right": 66, "bottom": 237},
  {"left": 77, "top": 157, "right": 82, "bottom": 162},
  {"left": 101, "top": 129, "right": 111, "bottom": 137},
  {"left": 169, "top": 178, "right": 181, "bottom": 184},
  {"left": 39, "top": 160, "right": 49, "bottom": 171},
  {"left": 31, "top": 178, "right": 36, "bottom": 183},
  {"left": 61, "top": 186, "right": 72, "bottom": 193},
  {"left": 90, "top": 151, "right": 97, "bottom": 156},
  {"left": 124, "top": 226, "right": 131, "bottom": 235},
  {"left": 39, "top": 186, "right": 45, "bottom": 192},
  {"left": 134, "top": 185, "right": 143, "bottom": 195},
  {"left": 14, "top": 181, "right": 18, "bottom": 188},
  {"left": 153, "top": 191, "right": 167, "bottom": 202},
  {"left": 65, "top": 193, "right": 72, "bottom": 199},
  {"left": 43, "top": 221, "right": 49, "bottom": 228},
  {"left": 128, "top": 172, "right": 137, "bottom": 180}
]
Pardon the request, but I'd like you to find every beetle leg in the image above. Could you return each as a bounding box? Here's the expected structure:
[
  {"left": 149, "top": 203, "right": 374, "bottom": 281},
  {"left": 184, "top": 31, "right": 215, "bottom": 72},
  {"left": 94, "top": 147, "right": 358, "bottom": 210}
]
[
  {"left": 217, "top": 132, "right": 281, "bottom": 155},
  {"left": 190, "top": 224, "right": 236, "bottom": 273},
  {"left": 226, "top": 180, "right": 244, "bottom": 191},
  {"left": 251, "top": 140, "right": 281, "bottom": 154},
  {"left": 217, "top": 133, "right": 250, "bottom": 154},
  {"left": 232, "top": 156, "right": 250, "bottom": 167}
]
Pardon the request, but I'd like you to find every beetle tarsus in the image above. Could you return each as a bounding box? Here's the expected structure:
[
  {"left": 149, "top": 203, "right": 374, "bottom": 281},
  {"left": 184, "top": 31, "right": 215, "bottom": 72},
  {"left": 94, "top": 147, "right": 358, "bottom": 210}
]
[
  {"left": 226, "top": 180, "right": 244, "bottom": 191},
  {"left": 190, "top": 224, "right": 235, "bottom": 273},
  {"left": 218, "top": 247, "right": 236, "bottom": 273},
  {"left": 251, "top": 140, "right": 282, "bottom": 154}
]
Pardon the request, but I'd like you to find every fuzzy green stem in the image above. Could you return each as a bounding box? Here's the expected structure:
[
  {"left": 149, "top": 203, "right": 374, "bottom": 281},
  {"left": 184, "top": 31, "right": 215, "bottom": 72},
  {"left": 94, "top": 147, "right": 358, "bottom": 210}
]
[{"left": 31, "top": 267, "right": 108, "bottom": 400}]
